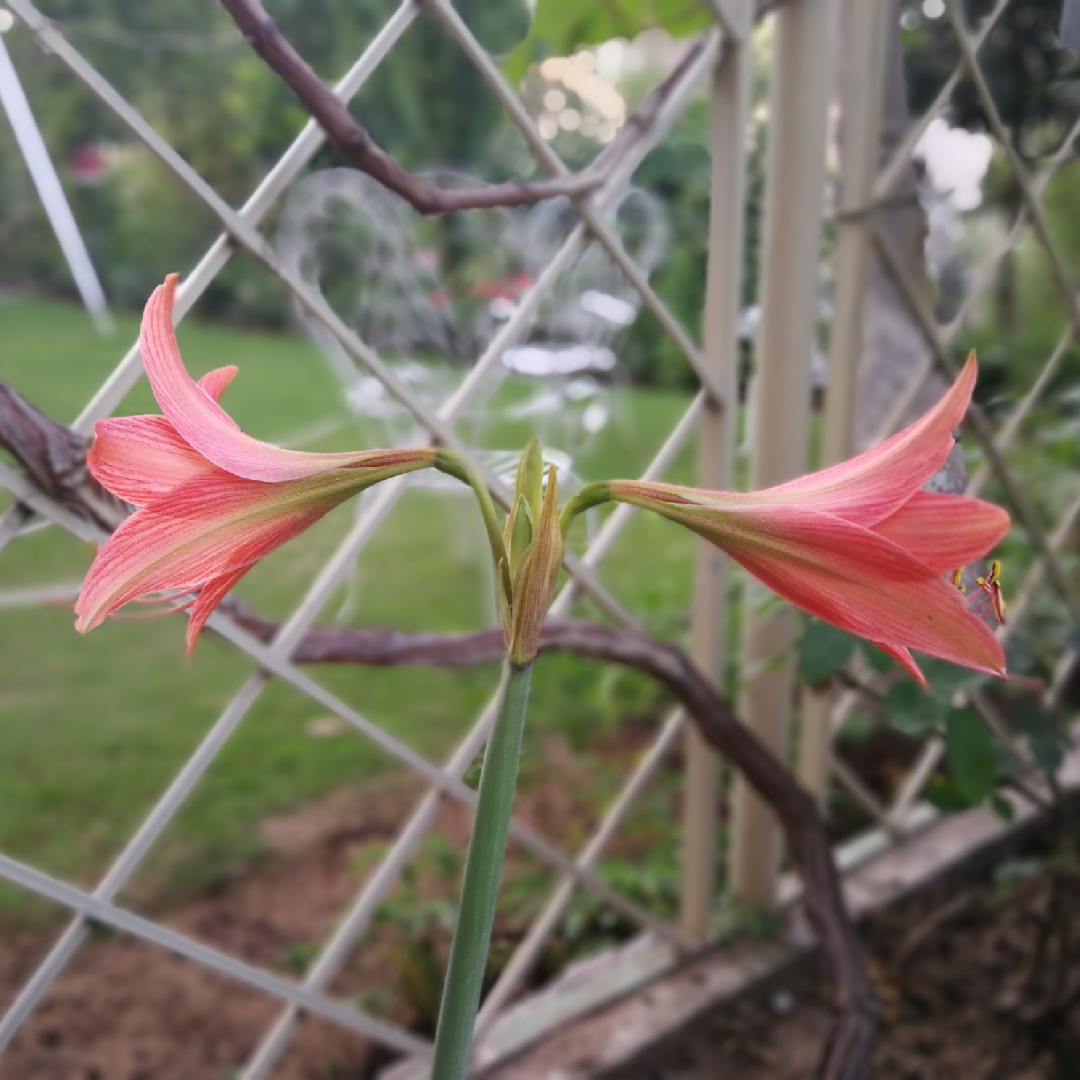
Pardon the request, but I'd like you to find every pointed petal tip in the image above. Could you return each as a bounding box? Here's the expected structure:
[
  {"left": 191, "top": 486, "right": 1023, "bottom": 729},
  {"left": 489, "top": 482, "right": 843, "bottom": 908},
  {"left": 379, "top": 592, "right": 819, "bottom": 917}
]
[{"left": 197, "top": 365, "right": 240, "bottom": 404}]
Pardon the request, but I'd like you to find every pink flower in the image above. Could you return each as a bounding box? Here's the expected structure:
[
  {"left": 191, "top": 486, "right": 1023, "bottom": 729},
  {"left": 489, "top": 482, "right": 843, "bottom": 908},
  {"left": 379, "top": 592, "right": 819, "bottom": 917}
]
[
  {"left": 606, "top": 354, "right": 1008, "bottom": 685},
  {"left": 75, "top": 274, "right": 436, "bottom": 650}
]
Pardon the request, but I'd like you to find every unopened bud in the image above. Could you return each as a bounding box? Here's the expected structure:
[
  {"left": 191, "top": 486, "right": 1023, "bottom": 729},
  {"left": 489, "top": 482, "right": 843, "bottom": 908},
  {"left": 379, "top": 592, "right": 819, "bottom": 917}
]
[
  {"left": 507, "top": 464, "right": 563, "bottom": 667},
  {"left": 514, "top": 437, "right": 544, "bottom": 521},
  {"left": 505, "top": 495, "right": 534, "bottom": 577}
]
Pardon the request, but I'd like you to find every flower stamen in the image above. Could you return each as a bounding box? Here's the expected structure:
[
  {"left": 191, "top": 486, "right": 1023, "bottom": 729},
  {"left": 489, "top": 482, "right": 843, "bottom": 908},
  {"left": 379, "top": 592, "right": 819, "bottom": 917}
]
[{"left": 953, "top": 560, "right": 1006, "bottom": 625}]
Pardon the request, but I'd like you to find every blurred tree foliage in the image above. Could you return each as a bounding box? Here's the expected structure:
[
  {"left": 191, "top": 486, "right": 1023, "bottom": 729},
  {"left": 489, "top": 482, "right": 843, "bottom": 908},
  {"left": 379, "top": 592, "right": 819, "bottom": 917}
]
[
  {"left": 0, "top": 0, "right": 531, "bottom": 322},
  {"left": 0, "top": 0, "right": 763, "bottom": 389},
  {"left": 901, "top": 0, "right": 1080, "bottom": 160},
  {"left": 900, "top": 0, "right": 1080, "bottom": 405}
]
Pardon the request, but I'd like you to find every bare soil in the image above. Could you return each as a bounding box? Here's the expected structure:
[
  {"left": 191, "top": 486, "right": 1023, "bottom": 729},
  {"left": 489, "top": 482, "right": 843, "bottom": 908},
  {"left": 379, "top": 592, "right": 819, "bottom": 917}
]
[
  {"left": 0, "top": 729, "right": 659, "bottom": 1080},
  {"left": 620, "top": 856, "right": 1080, "bottom": 1080},
  {"left": 1, "top": 725, "right": 1076, "bottom": 1080}
]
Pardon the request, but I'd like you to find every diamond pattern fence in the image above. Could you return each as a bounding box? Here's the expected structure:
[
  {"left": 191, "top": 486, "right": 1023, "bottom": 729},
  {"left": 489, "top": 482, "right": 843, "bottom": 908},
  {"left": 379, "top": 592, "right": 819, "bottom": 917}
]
[{"left": 0, "top": 0, "right": 1076, "bottom": 1076}]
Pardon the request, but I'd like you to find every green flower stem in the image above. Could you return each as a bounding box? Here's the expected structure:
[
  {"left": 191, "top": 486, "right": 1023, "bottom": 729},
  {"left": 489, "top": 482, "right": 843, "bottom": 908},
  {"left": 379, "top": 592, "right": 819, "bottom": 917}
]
[
  {"left": 435, "top": 451, "right": 511, "bottom": 601},
  {"left": 558, "top": 481, "right": 612, "bottom": 536},
  {"left": 431, "top": 660, "right": 533, "bottom": 1080}
]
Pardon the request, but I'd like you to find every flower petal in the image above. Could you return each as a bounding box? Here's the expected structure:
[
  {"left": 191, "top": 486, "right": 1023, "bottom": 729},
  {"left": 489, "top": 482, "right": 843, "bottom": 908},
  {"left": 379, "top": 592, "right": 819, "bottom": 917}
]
[
  {"left": 871, "top": 491, "right": 1010, "bottom": 573},
  {"left": 186, "top": 565, "right": 250, "bottom": 652},
  {"left": 140, "top": 276, "right": 428, "bottom": 481},
  {"left": 75, "top": 470, "right": 351, "bottom": 633},
  {"left": 88, "top": 414, "right": 219, "bottom": 506},
  {"left": 764, "top": 353, "right": 979, "bottom": 525},
  {"left": 610, "top": 490, "right": 1005, "bottom": 679},
  {"left": 868, "top": 642, "right": 926, "bottom": 686},
  {"left": 197, "top": 365, "right": 239, "bottom": 405}
]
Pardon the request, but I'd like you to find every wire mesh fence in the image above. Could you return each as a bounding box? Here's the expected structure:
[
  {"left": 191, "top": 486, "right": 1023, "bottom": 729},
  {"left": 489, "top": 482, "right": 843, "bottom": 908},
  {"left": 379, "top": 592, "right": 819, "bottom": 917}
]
[{"left": 0, "top": 0, "right": 1076, "bottom": 1075}]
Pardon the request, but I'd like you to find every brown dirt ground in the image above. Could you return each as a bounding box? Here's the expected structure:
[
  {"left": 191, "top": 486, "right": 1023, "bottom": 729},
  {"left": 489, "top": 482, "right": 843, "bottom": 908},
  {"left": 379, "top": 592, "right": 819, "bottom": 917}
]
[
  {"left": 0, "top": 729, "right": 661, "bottom": 1080},
  {"left": 620, "top": 855, "right": 1080, "bottom": 1080},
  {"left": 1, "top": 723, "right": 1076, "bottom": 1080}
]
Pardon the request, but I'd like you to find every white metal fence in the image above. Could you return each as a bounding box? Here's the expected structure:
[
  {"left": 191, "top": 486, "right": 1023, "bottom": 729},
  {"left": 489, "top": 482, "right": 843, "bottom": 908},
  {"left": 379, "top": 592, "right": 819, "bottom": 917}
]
[{"left": 0, "top": 0, "right": 1076, "bottom": 1074}]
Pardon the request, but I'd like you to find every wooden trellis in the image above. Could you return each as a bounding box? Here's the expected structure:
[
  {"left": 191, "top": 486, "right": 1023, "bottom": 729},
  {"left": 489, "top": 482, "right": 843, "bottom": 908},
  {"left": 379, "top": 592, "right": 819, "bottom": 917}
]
[{"left": 0, "top": 0, "right": 1075, "bottom": 1075}]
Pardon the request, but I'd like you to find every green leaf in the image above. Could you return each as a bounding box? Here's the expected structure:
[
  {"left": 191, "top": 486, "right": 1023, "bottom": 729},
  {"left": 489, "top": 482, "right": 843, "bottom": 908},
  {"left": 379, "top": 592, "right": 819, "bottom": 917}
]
[
  {"left": 924, "top": 775, "right": 973, "bottom": 814},
  {"left": 945, "top": 707, "right": 998, "bottom": 805},
  {"left": 990, "top": 793, "right": 1016, "bottom": 822},
  {"left": 1011, "top": 710, "right": 1070, "bottom": 775},
  {"left": 919, "top": 657, "right": 984, "bottom": 698},
  {"left": 886, "top": 680, "right": 944, "bottom": 736},
  {"left": 502, "top": 0, "right": 710, "bottom": 84},
  {"left": 798, "top": 620, "right": 856, "bottom": 685}
]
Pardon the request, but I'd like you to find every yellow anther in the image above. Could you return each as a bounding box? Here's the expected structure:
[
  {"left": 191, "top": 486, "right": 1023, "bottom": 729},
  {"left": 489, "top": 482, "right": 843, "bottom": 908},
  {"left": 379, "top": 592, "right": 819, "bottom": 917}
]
[{"left": 972, "top": 560, "right": 1006, "bottom": 625}]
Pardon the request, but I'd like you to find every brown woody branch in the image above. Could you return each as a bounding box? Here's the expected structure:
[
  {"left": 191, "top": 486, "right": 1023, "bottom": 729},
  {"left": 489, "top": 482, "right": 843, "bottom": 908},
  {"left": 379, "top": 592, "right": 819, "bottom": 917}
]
[
  {"left": 216, "top": 0, "right": 778, "bottom": 216},
  {"left": 0, "top": 384, "right": 129, "bottom": 533},
  {"left": 0, "top": 384, "right": 876, "bottom": 1080},
  {"left": 218, "top": 0, "right": 607, "bottom": 214},
  {"left": 222, "top": 600, "right": 878, "bottom": 1080}
]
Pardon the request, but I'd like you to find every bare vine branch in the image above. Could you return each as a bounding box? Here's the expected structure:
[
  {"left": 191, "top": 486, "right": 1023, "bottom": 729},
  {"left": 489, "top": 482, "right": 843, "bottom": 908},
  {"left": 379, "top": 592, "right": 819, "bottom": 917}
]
[
  {"left": 218, "top": 0, "right": 607, "bottom": 214},
  {"left": 0, "top": 383, "right": 128, "bottom": 533},
  {"left": 215, "top": 0, "right": 776, "bottom": 216}
]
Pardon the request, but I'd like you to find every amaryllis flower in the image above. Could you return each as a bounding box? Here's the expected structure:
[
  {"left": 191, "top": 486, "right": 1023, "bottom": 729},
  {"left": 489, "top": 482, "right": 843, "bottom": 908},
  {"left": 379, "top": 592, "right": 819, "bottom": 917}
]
[
  {"left": 605, "top": 354, "right": 1008, "bottom": 684},
  {"left": 75, "top": 274, "right": 436, "bottom": 649}
]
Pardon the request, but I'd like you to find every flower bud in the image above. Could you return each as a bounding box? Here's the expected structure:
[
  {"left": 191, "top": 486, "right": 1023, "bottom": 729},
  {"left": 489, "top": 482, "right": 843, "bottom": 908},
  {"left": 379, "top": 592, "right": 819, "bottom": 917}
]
[{"left": 507, "top": 464, "right": 563, "bottom": 667}]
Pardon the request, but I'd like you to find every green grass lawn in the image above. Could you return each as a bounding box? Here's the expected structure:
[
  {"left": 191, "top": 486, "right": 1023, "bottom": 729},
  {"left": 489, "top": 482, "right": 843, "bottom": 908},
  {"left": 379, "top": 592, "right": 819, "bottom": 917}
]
[{"left": 0, "top": 296, "right": 701, "bottom": 921}]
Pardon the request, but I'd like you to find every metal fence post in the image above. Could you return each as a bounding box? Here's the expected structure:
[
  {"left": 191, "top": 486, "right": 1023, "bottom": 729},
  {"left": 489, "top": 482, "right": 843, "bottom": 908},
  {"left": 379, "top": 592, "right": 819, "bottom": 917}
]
[
  {"left": 730, "top": 0, "right": 839, "bottom": 905},
  {"left": 797, "top": 0, "right": 890, "bottom": 804},
  {"left": 681, "top": 9, "right": 752, "bottom": 940}
]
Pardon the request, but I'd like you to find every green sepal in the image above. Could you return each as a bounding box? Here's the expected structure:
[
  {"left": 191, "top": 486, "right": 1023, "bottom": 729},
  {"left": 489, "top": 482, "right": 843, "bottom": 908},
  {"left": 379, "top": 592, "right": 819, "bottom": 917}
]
[
  {"left": 508, "top": 465, "right": 563, "bottom": 666},
  {"left": 514, "top": 437, "right": 544, "bottom": 521},
  {"left": 505, "top": 495, "right": 535, "bottom": 578},
  {"left": 496, "top": 558, "right": 512, "bottom": 642}
]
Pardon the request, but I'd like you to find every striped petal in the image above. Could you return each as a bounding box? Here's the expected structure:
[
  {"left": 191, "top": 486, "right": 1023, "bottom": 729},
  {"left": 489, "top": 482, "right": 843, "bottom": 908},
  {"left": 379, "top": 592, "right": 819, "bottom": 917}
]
[
  {"left": 609, "top": 488, "right": 1005, "bottom": 681},
  {"left": 198, "top": 365, "right": 239, "bottom": 405},
  {"left": 186, "top": 565, "right": 250, "bottom": 651},
  {"left": 763, "top": 353, "right": 978, "bottom": 525},
  {"left": 75, "top": 470, "right": 354, "bottom": 634},
  {"left": 871, "top": 491, "right": 1009, "bottom": 573},
  {"left": 708, "top": 508, "right": 1002, "bottom": 676},
  {"left": 867, "top": 642, "right": 924, "bottom": 686},
  {"left": 87, "top": 366, "right": 241, "bottom": 507},
  {"left": 88, "top": 414, "right": 219, "bottom": 506},
  {"left": 140, "top": 276, "right": 423, "bottom": 481}
]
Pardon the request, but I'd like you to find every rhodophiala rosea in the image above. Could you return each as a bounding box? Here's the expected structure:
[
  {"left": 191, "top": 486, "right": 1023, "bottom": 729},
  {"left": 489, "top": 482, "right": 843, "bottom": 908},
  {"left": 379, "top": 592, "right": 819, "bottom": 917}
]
[
  {"left": 74, "top": 274, "right": 436, "bottom": 649},
  {"left": 76, "top": 275, "right": 1009, "bottom": 686},
  {"left": 597, "top": 354, "right": 1008, "bottom": 685}
]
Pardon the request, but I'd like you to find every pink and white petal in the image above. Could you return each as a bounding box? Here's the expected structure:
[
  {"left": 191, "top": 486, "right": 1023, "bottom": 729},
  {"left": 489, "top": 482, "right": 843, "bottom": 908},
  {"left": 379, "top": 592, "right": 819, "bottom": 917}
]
[
  {"left": 197, "top": 365, "right": 239, "bottom": 408},
  {"left": 141, "top": 277, "right": 422, "bottom": 481},
  {"left": 74, "top": 471, "right": 346, "bottom": 633},
  {"left": 186, "top": 565, "right": 250, "bottom": 652},
  {"left": 761, "top": 354, "right": 979, "bottom": 525},
  {"left": 88, "top": 414, "right": 219, "bottom": 505},
  {"left": 871, "top": 491, "right": 1010, "bottom": 573},
  {"left": 628, "top": 499, "right": 1005, "bottom": 678}
]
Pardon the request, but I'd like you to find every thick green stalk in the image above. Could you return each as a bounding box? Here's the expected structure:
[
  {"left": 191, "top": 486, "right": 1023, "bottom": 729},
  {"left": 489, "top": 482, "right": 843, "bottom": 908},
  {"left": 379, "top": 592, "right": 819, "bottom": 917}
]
[{"left": 430, "top": 660, "right": 533, "bottom": 1080}]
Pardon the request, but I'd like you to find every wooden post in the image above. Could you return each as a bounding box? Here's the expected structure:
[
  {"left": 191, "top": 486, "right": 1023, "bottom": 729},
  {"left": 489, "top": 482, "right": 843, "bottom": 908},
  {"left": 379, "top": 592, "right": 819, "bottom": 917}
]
[
  {"left": 797, "top": 0, "right": 890, "bottom": 804},
  {"left": 680, "top": 8, "right": 752, "bottom": 940},
  {"left": 729, "top": 0, "right": 840, "bottom": 905}
]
